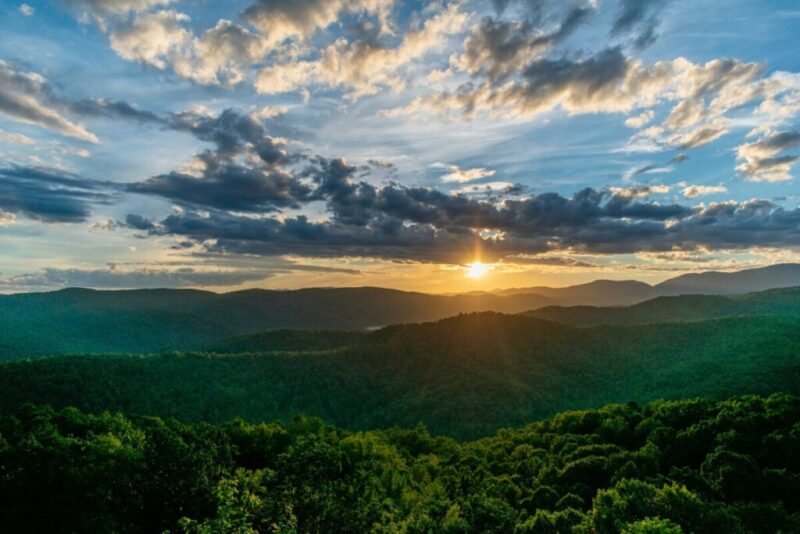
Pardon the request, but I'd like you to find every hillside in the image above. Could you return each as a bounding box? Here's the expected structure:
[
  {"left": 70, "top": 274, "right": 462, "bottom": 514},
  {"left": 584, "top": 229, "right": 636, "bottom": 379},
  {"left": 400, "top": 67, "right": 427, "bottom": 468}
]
[
  {"left": 1, "top": 313, "right": 798, "bottom": 438},
  {"left": 0, "top": 287, "right": 554, "bottom": 360},
  {"left": 526, "top": 286, "right": 800, "bottom": 326},
  {"left": 494, "top": 279, "right": 655, "bottom": 306},
  {"left": 498, "top": 264, "right": 800, "bottom": 304},
  {"left": 656, "top": 263, "right": 800, "bottom": 295},
  {"left": 3, "top": 265, "right": 800, "bottom": 360}
]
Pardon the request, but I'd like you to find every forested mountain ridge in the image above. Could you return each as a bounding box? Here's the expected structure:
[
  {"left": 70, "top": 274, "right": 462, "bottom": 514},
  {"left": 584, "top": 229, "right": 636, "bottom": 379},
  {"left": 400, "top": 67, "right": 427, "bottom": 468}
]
[
  {"left": 655, "top": 263, "right": 800, "bottom": 295},
  {"left": 3, "top": 264, "right": 800, "bottom": 361},
  {"left": 492, "top": 263, "right": 800, "bottom": 301},
  {"left": 0, "top": 286, "right": 553, "bottom": 360},
  {"left": 2, "top": 313, "right": 798, "bottom": 438},
  {"left": 2, "top": 395, "right": 798, "bottom": 533},
  {"left": 526, "top": 286, "right": 800, "bottom": 326}
]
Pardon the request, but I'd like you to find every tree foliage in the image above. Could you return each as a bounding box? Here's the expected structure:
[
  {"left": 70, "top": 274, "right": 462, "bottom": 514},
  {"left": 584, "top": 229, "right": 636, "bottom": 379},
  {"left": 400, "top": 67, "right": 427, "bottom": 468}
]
[{"left": 1, "top": 395, "right": 799, "bottom": 533}]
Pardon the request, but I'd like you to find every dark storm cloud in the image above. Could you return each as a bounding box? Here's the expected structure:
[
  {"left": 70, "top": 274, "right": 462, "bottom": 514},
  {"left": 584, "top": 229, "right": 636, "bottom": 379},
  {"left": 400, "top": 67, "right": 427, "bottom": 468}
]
[
  {"left": 167, "top": 108, "right": 277, "bottom": 157},
  {"left": 127, "top": 108, "right": 315, "bottom": 211},
  {"left": 464, "top": 46, "right": 633, "bottom": 116},
  {"left": 0, "top": 165, "right": 114, "bottom": 222},
  {"left": 128, "top": 153, "right": 313, "bottom": 212},
  {"left": 125, "top": 213, "right": 157, "bottom": 230},
  {"left": 121, "top": 179, "right": 800, "bottom": 263}
]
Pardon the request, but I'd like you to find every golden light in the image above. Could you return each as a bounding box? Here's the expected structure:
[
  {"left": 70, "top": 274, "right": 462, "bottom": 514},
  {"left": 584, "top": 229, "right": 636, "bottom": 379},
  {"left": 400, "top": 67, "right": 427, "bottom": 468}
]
[{"left": 466, "top": 261, "right": 490, "bottom": 279}]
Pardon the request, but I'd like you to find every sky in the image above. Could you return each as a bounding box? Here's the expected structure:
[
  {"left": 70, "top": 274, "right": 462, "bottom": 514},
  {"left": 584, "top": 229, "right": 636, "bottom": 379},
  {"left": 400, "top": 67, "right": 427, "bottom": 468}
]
[{"left": 0, "top": 0, "right": 799, "bottom": 293}]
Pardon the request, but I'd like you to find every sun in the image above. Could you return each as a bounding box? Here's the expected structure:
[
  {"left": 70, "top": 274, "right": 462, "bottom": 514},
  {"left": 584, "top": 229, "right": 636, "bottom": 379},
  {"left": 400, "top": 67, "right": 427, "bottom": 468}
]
[{"left": 466, "top": 261, "right": 490, "bottom": 279}]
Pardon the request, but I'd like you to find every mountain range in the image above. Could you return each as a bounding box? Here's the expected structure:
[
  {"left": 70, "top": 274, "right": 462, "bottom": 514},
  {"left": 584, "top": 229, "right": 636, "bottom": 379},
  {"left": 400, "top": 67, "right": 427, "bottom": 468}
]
[{"left": 2, "top": 263, "right": 800, "bottom": 359}]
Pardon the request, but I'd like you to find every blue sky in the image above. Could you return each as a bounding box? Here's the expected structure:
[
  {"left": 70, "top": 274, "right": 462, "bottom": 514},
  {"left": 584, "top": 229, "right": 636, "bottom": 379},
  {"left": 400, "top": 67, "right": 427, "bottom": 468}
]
[{"left": 0, "top": 0, "right": 799, "bottom": 292}]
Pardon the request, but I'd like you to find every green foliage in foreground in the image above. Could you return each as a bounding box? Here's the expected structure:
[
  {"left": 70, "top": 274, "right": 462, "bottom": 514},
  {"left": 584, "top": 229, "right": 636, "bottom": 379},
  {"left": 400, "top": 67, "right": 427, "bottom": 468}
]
[
  {"left": 1, "top": 314, "right": 799, "bottom": 438},
  {"left": 1, "top": 395, "right": 799, "bottom": 533}
]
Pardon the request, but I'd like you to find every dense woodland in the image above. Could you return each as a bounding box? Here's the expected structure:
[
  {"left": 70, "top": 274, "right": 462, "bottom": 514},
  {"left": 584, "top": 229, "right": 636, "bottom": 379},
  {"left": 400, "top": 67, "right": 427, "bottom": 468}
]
[
  {"left": 3, "top": 279, "right": 800, "bottom": 361},
  {"left": 527, "top": 287, "right": 800, "bottom": 326},
  {"left": 1, "top": 395, "right": 799, "bottom": 533},
  {"left": 1, "top": 313, "right": 798, "bottom": 438},
  {"left": 2, "top": 278, "right": 800, "bottom": 531}
]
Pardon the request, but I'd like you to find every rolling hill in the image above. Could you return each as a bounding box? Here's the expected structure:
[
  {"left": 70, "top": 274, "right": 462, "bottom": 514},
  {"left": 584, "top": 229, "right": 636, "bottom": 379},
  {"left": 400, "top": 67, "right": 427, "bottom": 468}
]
[
  {"left": 526, "top": 286, "right": 800, "bottom": 326},
  {"left": 3, "top": 264, "right": 800, "bottom": 360},
  {"left": 655, "top": 263, "right": 800, "bottom": 295},
  {"left": 0, "top": 286, "right": 554, "bottom": 360},
  {"left": 496, "top": 263, "right": 800, "bottom": 303},
  {"left": 1, "top": 312, "right": 798, "bottom": 438}
]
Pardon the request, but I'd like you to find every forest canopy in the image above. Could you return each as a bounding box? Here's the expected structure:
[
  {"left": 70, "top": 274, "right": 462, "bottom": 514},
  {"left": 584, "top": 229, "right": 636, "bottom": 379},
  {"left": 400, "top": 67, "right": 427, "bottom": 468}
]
[{"left": 1, "top": 395, "right": 799, "bottom": 533}]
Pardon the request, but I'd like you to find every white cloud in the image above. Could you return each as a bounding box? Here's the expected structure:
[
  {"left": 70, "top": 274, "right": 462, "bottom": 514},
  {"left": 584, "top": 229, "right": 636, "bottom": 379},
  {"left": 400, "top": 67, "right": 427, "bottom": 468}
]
[
  {"left": 19, "top": 3, "right": 33, "bottom": 16},
  {"left": 682, "top": 185, "right": 727, "bottom": 198},
  {"left": 0, "top": 128, "right": 34, "bottom": 144},
  {"left": 0, "top": 211, "right": 16, "bottom": 225},
  {"left": 252, "top": 105, "right": 289, "bottom": 120},
  {"left": 625, "top": 110, "right": 654, "bottom": 128},
  {"left": 242, "top": 0, "right": 396, "bottom": 48},
  {"left": 109, "top": 10, "right": 193, "bottom": 70},
  {"left": 0, "top": 61, "right": 97, "bottom": 142},
  {"left": 255, "top": 2, "right": 466, "bottom": 97},
  {"left": 64, "top": 0, "right": 173, "bottom": 28},
  {"left": 610, "top": 184, "right": 670, "bottom": 198},
  {"left": 736, "top": 131, "right": 800, "bottom": 182},
  {"left": 438, "top": 163, "right": 496, "bottom": 183}
]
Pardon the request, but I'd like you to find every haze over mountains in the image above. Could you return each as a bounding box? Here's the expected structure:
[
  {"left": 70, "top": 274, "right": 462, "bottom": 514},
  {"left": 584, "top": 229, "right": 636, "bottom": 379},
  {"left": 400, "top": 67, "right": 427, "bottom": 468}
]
[
  {"left": 490, "top": 263, "right": 800, "bottom": 304},
  {"left": 1, "top": 264, "right": 800, "bottom": 437},
  {"left": 1, "top": 264, "right": 799, "bottom": 360}
]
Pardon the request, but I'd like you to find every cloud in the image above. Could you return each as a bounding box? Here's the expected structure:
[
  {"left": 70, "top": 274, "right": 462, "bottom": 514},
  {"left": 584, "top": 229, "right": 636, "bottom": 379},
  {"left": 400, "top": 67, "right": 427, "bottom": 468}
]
[
  {"left": 254, "top": 2, "right": 466, "bottom": 97},
  {"left": 108, "top": 10, "right": 193, "bottom": 69},
  {"left": 452, "top": 4, "right": 594, "bottom": 83},
  {"left": 0, "top": 165, "right": 114, "bottom": 222},
  {"left": 624, "top": 109, "right": 654, "bottom": 128},
  {"left": 449, "top": 181, "right": 517, "bottom": 195},
  {"left": 609, "top": 184, "right": 670, "bottom": 198},
  {"left": 736, "top": 130, "right": 800, "bottom": 182},
  {"left": 501, "top": 254, "right": 597, "bottom": 268},
  {"left": 241, "top": 0, "right": 395, "bottom": 47},
  {"left": 127, "top": 108, "right": 316, "bottom": 211},
  {"left": 395, "top": 51, "right": 768, "bottom": 129},
  {"left": 128, "top": 153, "right": 313, "bottom": 211},
  {"left": 0, "top": 266, "right": 275, "bottom": 290},
  {"left": 682, "top": 185, "right": 727, "bottom": 198},
  {"left": 73, "top": 0, "right": 398, "bottom": 87},
  {"left": 0, "top": 61, "right": 98, "bottom": 142},
  {"left": 19, "top": 3, "right": 34, "bottom": 16},
  {"left": 0, "top": 211, "right": 16, "bottom": 225},
  {"left": 0, "top": 128, "right": 35, "bottom": 144},
  {"left": 68, "top": 98, "right": 165, "bottom": 124},
  {"left": 63, "top": 0, "right": 173, "bottom": 28},
  {"left": 390, "top": 40, "right": 799, "bottom": 184},
  {"left": 102, "top": 9, "right": 269, "bottom": 86},
  {"left": 610, "top": 0, "right": 667, "bottom": 49},
  {"left": 437, "top": 163, "right": 496, "bottom": 183},
  {"left": 122, "top": 178, "right": 800, "bottom": 263},
  {"left": 125, "top": 213, "right": 157, "bottom": 230}
]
